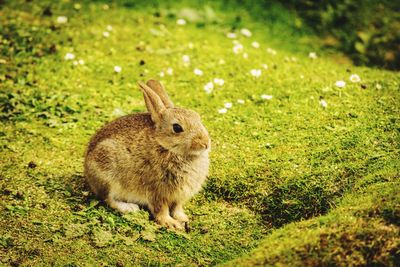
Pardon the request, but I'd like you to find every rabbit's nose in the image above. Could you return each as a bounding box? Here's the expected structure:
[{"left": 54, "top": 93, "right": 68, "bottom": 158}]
[{"left": 191, "top": 135, "right": 210, "bottom": 151}]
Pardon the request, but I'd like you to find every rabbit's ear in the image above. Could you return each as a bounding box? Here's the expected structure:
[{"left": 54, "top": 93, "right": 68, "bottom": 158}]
[
  {"left": 146, "top": 80, "right": 174, "bottom": 108},
  {"left": 138, "top": 81, "right": 165, "bottom": 124}
]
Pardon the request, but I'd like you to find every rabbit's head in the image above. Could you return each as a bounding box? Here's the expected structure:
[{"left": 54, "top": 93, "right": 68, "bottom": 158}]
[{"left": 138, "top": 80, "right": 210, "bottom": 156}]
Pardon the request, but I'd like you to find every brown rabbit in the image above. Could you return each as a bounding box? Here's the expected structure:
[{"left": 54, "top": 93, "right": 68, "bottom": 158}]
[{"left": 84, "top": 80, "right": 210, "bottom": 229}]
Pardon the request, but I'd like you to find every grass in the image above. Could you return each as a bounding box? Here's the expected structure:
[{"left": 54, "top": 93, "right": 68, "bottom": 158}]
[{"left": 1, "top": 0, "right": 399, "bottom": 266}]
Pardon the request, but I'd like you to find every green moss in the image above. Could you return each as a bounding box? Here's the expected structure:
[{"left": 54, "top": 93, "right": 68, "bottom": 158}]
[
  {"left": 223, "top": 182, "right": 400, "bottom": 266},
  {"left": 1, "top": 0, "right": 399, "bottom": 266}
]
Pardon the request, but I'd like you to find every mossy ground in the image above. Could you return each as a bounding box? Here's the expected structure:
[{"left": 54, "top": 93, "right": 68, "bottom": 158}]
[{"left": 1, "top": 1, "right": 399, "bottom": 266}]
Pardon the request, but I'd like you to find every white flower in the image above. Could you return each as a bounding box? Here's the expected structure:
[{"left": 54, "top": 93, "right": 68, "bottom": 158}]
[
  {"left": 227, "top": 32, "right": 237, "bottom": 39},
  {"left": 188, "top": 42, "right": 194, "bottom": 49},
  {"left": 233, "top": 43, "right": 244, "bottom": 54},
  {"left": 250, "top": 69, "right": 262, "bottom": 78},
  {"left": 194, "top": 68, "right": 203, "bottom": 76},
  {"left": 78, "top": 59, "right": 85, "bottom": 65},
  {"left": 114, "top": 66, "right": 122, "bottom": 73},
  {"left": 243, "top": 53, "right": 248, "bottom": 59},
  {"left": 319, "top": 99, "right": 328, "bottom": 108},
  {"left": 309, "top": 52, "right": 317, "bottom": 59},
  {"left": 267, "top": 48, "right": 277, "bottom": 55},
  {"left": 261, "top": 94, "right": 273, "bottom": 100},
  {"left": 182, "top": 55, "right": 190, "bottom": 65},
  {"left": 64, "top": 52, "right": 75, "bottom": 60},
  {"left": 213, "top": 78, "right": 224, "bottom": 86},
  {"left": 204, "top": 82, "right": 214, "bottom": 93},
  {"left": 335, "top": 80, "right": 346, "bottom": 88},
  {"left": 56, "top": 16, "right": 68, "bottom": 24},
  {"left": 252, "top": 41, "right": 260, "bottom": 48},
  {"left": 176, "top": 19, "right": 186, "bottom": 25},
  {"left": 159, "top": 71, "right": 165, "bottom": 77},
  {"left": 237, "top": 99, "right": 245, "bottom": 104},
  {"left": 376, "top": 83, "right": 382, "bottom": 89},
  {"left": 112, "top": 108, "right": 125, "bottom": 117},
  {"left": 349, "top": 74, "right": 361, "bottom": 83},
  {"left": 166, "top": 67, "right": 173, "bottom": 75},
  {"left": 103, "top": 31, "right": 110, "bottom": 38},
  {"left": 219, "top": 59, "right": 226, "bottom": 65},
  {"left": 224, "top": 102, "right": 232, "bottom": 109},
  {"left": 106, "top": 25, "right": 113, "bottom": 31},
  {"left": 262, "top": 64, "right": 268, "bottom": 70},
  {"left": 240, "top": 28, "right": 252, "bottom": 37},
  {"left": 73, "top": 60, "right": 78, "bottom": 66},
  {"left": 218, "top": 108, "right": 227, "bottom": 114}
]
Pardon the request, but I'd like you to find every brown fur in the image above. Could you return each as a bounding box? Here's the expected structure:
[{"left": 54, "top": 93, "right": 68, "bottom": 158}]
[{"left": 84, "top": 80, "right": 210, "bottom": 229}]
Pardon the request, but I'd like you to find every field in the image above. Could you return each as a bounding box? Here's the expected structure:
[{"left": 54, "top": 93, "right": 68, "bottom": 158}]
[{"left": 1, "top": 1, "right": 399, "bottom": 266}]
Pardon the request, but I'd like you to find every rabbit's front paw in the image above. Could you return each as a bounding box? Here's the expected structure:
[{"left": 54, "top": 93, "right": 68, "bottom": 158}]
[
  {"left": 157, "top": 216, "right": 184, "bottom": 230},
  {"left": 172, "top": 210, "right": 189, "bottom": 223}
]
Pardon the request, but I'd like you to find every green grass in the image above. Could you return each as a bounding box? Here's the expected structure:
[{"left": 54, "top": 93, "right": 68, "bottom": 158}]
[{"left": 1, "top": 0, "right": 399, "bottom": 266}]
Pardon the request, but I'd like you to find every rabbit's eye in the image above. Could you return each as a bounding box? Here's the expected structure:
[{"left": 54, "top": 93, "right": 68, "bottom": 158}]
[{"left": 173, "top": 123, "right": 184, "bottom": 133}]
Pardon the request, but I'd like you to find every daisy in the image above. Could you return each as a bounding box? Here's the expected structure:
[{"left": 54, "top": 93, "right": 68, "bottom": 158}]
[
  {"left": 227, "top": 33, "right": 237, "bottom": 39},
  {"left": 218, "top": 108, "right": 227, "bottom": 114},
  {"left": 224, "top": 102, "right": 233, "bottom": 109},
  {"left": 233, "top": 43, "right": 244, "bottom": 54},
  {"left": 237, "top": 99, "right": 245, "bottom": 104},
  {"left": 319, "top": 99, "right": 328, "bottom": 108},
  {"left": 114, "top": 66, "right": 122, "bottom": 73},
  {"left": 159, "top": 71, "right": 165, "bottom": 77},
  {"left": 349, "top": 74, "right": 361, "bottom": 83},
  {"left": 251, "top": 41, "right": 260, "bottom": 48},
  {"left": 56, "top": 16, "right": 68, "bottom": 24},
  {"left": 166, "top": 67, "right": 173, "bottom": 75},
  {"left": 250, "top": 69, "right": 262, "bottom": 78},
  {"left": 219, "top": 59, "right": 226, "bottom": 65},
  {"left": 78, "top": 59, "right": 85, "bottom": 65},
  {"left": 261, "top": 94, "right": 273, "bottom": 100},
  {"left": 240, "top": 28, "right": 252, "bottom": 37},
  {"left": 182, "top": 55, "right": 190, "bottom": 65},
  {"left": 112, "top": 108, "right": 125, "bottom": 117},
  {"left": 213, "top": 78, "right": 224, "bottom": 86},
  {"left": 267, "top": 48, "right": 277, "bottom": 55},
  {"left": 176, "top": 19, "right": 186, "bottom": 25},
  {"left": 309, "top": 52, "right": 317, "bottom": 59},
  {"left": 335, "top": 80, "right": 346, "bottom": 88},
  {"left": 194, "top": 68, "right": 203, "bottom": 76},
  {"left": 243, "top": 53, "right": 248, "bottom": 59},
  {"left": 103, "top": 31, "right": 110, "bottom": 38},
  {"left": 204, "top": 82, "right": 214, "bottom": 94},
  {"left": 106, "top": 25, "right": 113, "bottom": 31},
  {"left": 64, "top": 53, "right": 75, "bottom": 60},
  {"left": 262, "top": 64, "right": 268, "bottom": 70}
]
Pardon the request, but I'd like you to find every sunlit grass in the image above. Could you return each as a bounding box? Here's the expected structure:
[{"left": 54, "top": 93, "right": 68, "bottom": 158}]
[{"left": 1, "top": 1, "right": 399, "bottom": 266}]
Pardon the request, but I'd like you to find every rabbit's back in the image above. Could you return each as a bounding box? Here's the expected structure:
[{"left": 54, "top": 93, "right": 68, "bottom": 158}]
[{"left": 86, "top": 112, "right": 153, "bottom": 155}]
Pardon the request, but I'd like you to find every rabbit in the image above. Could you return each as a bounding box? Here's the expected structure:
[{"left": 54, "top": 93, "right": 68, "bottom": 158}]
[{"left": 84, "top": 80, "right": 211, "bottom": 229}]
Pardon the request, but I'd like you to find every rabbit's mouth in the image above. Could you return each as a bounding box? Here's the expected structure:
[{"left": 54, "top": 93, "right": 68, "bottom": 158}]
[{"left": 188, "top": 145, "right": 211, "bottom": 157}]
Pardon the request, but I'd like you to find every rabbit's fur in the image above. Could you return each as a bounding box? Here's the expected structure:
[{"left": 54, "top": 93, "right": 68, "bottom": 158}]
[{"left": 84, "top": 80, "right": 210, "bottom": 229}]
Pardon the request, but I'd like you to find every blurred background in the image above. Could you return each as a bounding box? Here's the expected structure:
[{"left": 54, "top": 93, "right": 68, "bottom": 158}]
[{"left": 213, "top": 0, "right": 400, "bottom": 70}]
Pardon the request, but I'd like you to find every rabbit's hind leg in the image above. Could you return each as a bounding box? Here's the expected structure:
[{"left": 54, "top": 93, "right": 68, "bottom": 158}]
[{"left": 107, "top": 196, "right": 140, "bottom": 213}]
